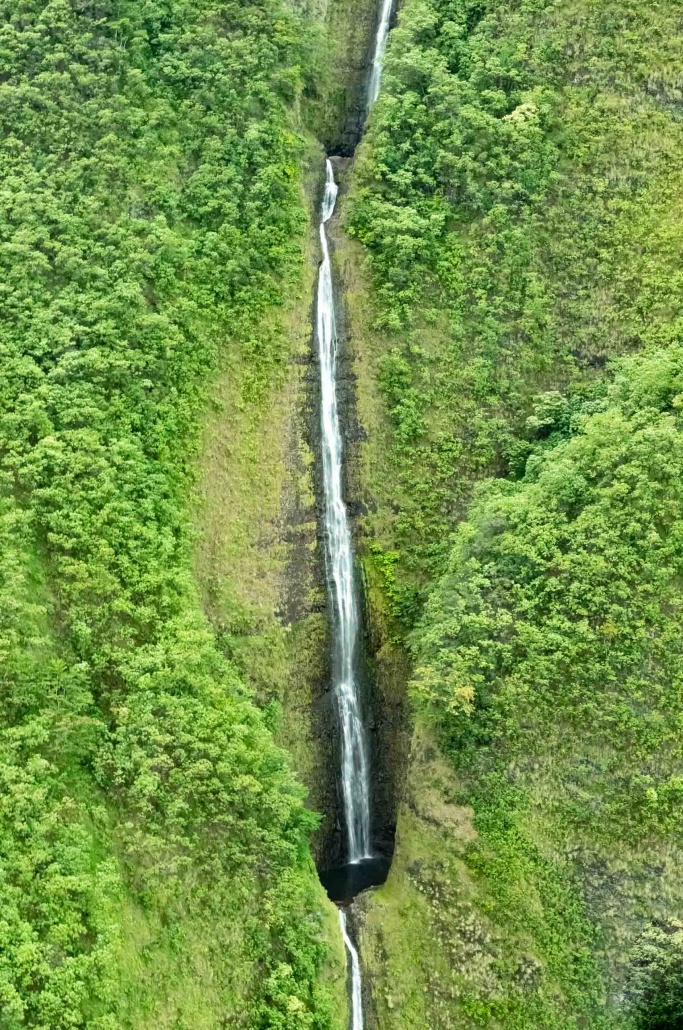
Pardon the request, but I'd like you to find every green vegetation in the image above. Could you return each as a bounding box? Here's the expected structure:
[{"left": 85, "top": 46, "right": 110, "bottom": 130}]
[
  {"left": 6, "top": 0, "right": 683, "bottom": 1023},
  {"left": 0, "top": 0, "right": 344, "bottom": 1026},
  {"left": 350, "top": 0, "right": 683, "bottom": 600},
  {"left": 346, "top": 0, "right": 683, "bottom": 1025},
  {"left": 409, "top": 347, "right": 683, "bottom": 1025},
  {"left": 192, "top": 211, "right": 340, "bottom": 858}
]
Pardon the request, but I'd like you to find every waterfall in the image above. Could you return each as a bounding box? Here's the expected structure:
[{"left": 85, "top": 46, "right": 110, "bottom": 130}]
[
  {"left": 339, "top": 910, "right": 364, "bottom": 1030},
  {"left": 367, "top": 0, "right": 393, "bottom": 106},
  {"left": 317, "top": 2, "right": 395, "bottom": 1025},
  {"left": 317, "top": 158, "right": 371, "bottom": 864}
]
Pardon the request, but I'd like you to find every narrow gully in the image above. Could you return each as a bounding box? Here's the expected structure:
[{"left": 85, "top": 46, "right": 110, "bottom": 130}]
[
  {"left": 314, "top": 3, "right": 395, "bottom": 1026},
  {"left": 368, "top": 0, "right": 393, "bottom": 106}
]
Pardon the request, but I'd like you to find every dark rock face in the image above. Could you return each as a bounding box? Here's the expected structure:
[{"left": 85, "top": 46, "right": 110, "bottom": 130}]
[
  {"left": 306, "top": 226, "right": 348, "bottom": 872},
  {"left": 296, "top": 306, "right": 341, "bottom": 867},
  {"left": 335, "top": 95, "right": 369, "bottom": 158}
]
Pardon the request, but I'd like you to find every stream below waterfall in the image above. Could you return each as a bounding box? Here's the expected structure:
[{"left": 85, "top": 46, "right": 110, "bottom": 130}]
[{"left": 314, "top": 1, "right": 395, "bottom": 1025}]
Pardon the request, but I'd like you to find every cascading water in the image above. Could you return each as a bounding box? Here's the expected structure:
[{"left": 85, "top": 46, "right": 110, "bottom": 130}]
[
  {"left": 315, "top": 3, "right": 394, "bottom": 1027},
  {"left": 339, "top": 910, "right": 364, "bottom": 1030},
  {"left": 367, "top": 0, "right": 393, "bottom": 106},
  {"left": 317, "top": 158, "right": 372, "bottom": 865}
]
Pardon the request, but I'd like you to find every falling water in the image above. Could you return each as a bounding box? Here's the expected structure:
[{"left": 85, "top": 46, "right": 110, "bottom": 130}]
[
  {"left": 317, "top": 158, "right": 371, "bottom": 864},
  {"left": 367, "top": 0, "right": 393, "bottom": 106},
  {"left": 339, "top": 910, "right": 364, "bottom": 1030},
  {"left": 317, "top": 2, "right": 395, "bottom": 1025}
]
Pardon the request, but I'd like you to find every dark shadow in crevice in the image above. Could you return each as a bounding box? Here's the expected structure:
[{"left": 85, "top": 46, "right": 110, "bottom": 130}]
[{"left": 320, "top": 855, "right": 391, "bottom": 905}]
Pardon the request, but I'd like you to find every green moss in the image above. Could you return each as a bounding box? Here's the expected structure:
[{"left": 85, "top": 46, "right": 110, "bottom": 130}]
[{"left": 304, "top": 0, "right": 381, "bottom": 150}]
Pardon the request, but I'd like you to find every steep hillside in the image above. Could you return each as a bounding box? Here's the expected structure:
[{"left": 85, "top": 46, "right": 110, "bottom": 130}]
[
  {"left": 350, "top": 0, "right": 683, "bottom": 602},
  {"left": 190, "top": 152, "right": 340, "bottom": 861},
  {"left": 5, "top": 0, "right": 683, "bottom": 1025},
  {"left": 0, "top": 0, "right": 345, "bottom": 1025},
  {"left": 339, "top": 0, "right": 683, "bottom": 1025},
  {"left": 400, "top": 346, "right": 683, "bottom": 1027}
]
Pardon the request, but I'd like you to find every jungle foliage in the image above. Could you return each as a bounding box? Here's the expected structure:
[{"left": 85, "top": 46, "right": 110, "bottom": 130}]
[
  {"left": 350, "top": 0, "right": 683, "bottom": 1024},
  {"left": 351, "top": 0, "right": 683, "bottom": 600},
  {"left": 411, "top": 347, "right": 683, "bottom": 1025},
  {"left": 0, "top": 0, "right": 337, "bottom": 1027}
]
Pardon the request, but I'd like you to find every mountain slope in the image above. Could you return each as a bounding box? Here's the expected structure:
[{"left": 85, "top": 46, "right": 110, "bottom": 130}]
[
  {"left": 0, "top": 0, "right": 344, "bottom": 1025},
  {"left": 342, "top": 0, "right": 683, "bottom": 1025}
]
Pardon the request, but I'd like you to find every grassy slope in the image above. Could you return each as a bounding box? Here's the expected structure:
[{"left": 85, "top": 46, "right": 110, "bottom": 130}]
[
  {"left": 188, "top": 0, "right": 392, "bottom": 1011},
  {"left": 403, "top": 348, "right": 683, "bottom": 1027},
  {"left": 337, "top": 0, "right": 683, "bottom": 1026},
  {"left": 188, "top": 0, "right": 391, "bottom": 832},
  {"left": 191, "top": 154, "right": 349, "bottom": 1022}
]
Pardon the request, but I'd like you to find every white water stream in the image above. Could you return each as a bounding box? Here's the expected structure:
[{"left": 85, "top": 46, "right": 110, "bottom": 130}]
[
  {"left": 316, "top": 6, "right": 393, "bottom": 1026},
  {"left": 339, "top": 910, "right": 364, "bottom": 1030},
  {"left": 367, "top": 0, "right": 393, "bottom": 106},
  {"left": 317, "top": 158, "right": 371, "bottom": 864}
]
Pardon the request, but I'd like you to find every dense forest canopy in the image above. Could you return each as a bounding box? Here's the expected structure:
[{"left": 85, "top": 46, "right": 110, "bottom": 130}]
[
  {"left": 349, "top": 0, "right": 683, "bottom": 1025},
  {"left": 351, "top": 0, "right": 683, "bottom": 597},
  {"left": 410, "top": 346, "right": 683, "bottom": 1024},
  {"left": 0, "top": 0, "right": 338, "bottom": 1026}
]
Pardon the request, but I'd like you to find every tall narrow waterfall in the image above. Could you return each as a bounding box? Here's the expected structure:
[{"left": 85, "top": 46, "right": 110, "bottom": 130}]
[
  {"left": 367, "top": 0, "right": 393, "bottom": 106},
  {"left": 316, "top": 4, "right": 394, "bottom": 1027},
  {"left": 317, "top": 159, "right": 372, "bottom": 864}
]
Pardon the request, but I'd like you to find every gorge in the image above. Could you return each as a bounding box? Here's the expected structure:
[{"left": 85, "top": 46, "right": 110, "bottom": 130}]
[
  {"left": 3, "top": 0, "right": 683, "bottom": 1027},
  {"left": 316, "top": 157, "right": 372, "bottom": 872}
]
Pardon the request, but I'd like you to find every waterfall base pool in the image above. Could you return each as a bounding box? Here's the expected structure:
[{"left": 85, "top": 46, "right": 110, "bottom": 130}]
[{"left": 320, "top": 855, "right": 391, "bottom": 904}]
